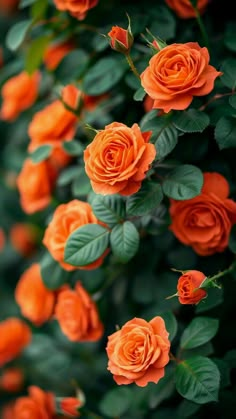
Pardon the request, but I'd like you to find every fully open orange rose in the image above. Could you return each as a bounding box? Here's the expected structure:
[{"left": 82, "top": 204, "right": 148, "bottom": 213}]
[
  {"left": 170, "top": 172, "right": 236, "bottom": 256},
  {"left": 53, "top": 0, "right": 98, "bottom": 20},
  {"left": 16, "top": 158, "right": 57, "bottom": 215},
  {"left": 44, "top": 40, "right": 75, "bottom": 71},
  {"left": 165, "top": 0, "right": 209, "bottom": 19},
  {"left": 84, "top": 122, "right": 156, "bottom": 196},
  {"left": 13, "top": 386, "right": 55, "bottom": 419},
  {"left": 15, "top": 263, "right": 56, "bottom": 326},
  {"left": 55, "top": 281, "right": 104, "bottom": 342},
  {"left": 43, "top": 199, "right": 108, "bottom": 271},
  {"left": 0, "top": 367, "right": 24, "bottom": 393},
  {"left": 177, "top": 270, "right": 207, "bottom": 304},
  {"left": 106, "top": 316, "right": 170, "bottom": 387},
  {"left": 0, "top": 71, "right": 40, "bottom": 121},
  {"left": 140, "top": 42, "right": 222, "bottom": 113},
  {"left": 9, "top": 223, "right": 37, "bottom": 256},
  {"left": 0, "top": 318, "right": 31, "bottom": 367}
]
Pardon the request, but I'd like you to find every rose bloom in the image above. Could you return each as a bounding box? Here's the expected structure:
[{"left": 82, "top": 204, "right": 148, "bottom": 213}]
[
  {"left": 59, "top": 397, "right": 81, "bottom": 417},
  {"left": 13, "top": 386, "right": 55, "bottom": 419},
  {"left": 106, "top": 316, "right": 170, "bottom": 387},
  {"left": 177, "top": 270, "right": 207, "bottom": 304},
  {"left": 0, "top": 318, "right": 31, "bottom": 367},
  {"left": 9, "top": 223, "right": 37, "bottom": 256},
  {"left": 55, "top": 281, "right": 104, "bottom": 342},
  {"left": 0, "top": 71, "right": 40, "bottom": 121},
  {"left": 108, "top": 26, "right": 133, "bottom": 53},
  {"left": 0, "top": 367, "right": 24, "bottom": 392},
  {"left": 165, "top": 0, "right": 209, "bottom": 19},
  {"left": 15, "top": 263, "right": 56, "bottom": 326},
  {"left": 170, "top": 172, "right": 236, "bottom": 256},
  {"left": 44, "top": 40, "right": 75, "bottom": 71},
  {"left": 16, "top": 158, "right": 57, "bottom": 215},
  {"left": 53, "top": 0, "right": 98, "bottom": 20},
  {"left": 140, "top": 42, "right": 222, "bottom": 113},
  {"left": 84, "top": 122, "right": 156, "bottom": 196},
  {"left": 43, "top": 199, "right": 108, "bottom": 271},
  {"left": 28, "top": 85, "right": 79, "bottom": 156},
  {"left": 1, "top": 403, "right": 15, "bottom": 419}
]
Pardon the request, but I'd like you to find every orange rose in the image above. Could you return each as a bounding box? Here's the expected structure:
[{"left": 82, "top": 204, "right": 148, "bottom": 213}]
[
  {"left": 0, "top": 318, "right": 31, "bottom": 367},
  {"left": 1, "top": 403, "right": 15, "bottom": 419},
  {"left": 28, "top": 85, "right": 79, "bottom": 157},
  {"left": 44, "top": 40, "right": 75, "bottom": 71},
  {"left": 106, "top": 316, "right": 170, "bottom": 387},
  {"left": 165, "top": 0, "right": 209, "bottom": 19},
  {"left": 108, "top": 26, "right": 133, "bottom": 54},
  {"left": 59, "top": 397, "right": 81, "bottom": 417},
  {"left": 9, "top": 223, "right": 37, "bottom": 256},
  {"left": 43, "top": 199, "right": 108, "bottom": 271},
  {"left": 0, "top": 367, "right": 24, "bottom": 392},
  {"left": 0, "top": 0, "right": 19, "bottom": 15},
  {"left": 16, "top": 158, "right": 57, "bottom": 214},
  {"left": 140, "top": 42, "right": 222, "bottom": 113},
  {"left": 13, "top": 385, "right": 55, "bottom": 419},
  {"left": 84, "top": 122, "right": 156, "bottom": 196},
  {"left": 177, "top": 270, "right": 207, "bottom": 304},
  {"left": 15, "top": 263, "right": 56, "bottom": 326},
  {"left": 0, "top": 71, "right": 40, "bottom": 121},
  {"left": 170, "top": 172, "right": 236, "bottom": 256},
  {"left": 53, "top": 0, "right": 98, "bottom": 20},
  {"left": 55, "top": 281, "right": 104, "bottom": 342}
]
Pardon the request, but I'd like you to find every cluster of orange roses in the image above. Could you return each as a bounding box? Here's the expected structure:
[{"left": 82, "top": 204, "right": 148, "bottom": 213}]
[{"left": 1, "top": 0, "right": 236, "bottom": 416}]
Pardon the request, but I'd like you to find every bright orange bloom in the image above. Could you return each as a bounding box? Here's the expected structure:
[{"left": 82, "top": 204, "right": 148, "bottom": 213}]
[
  {"left": 16, "top": 158, "right": 57, "bottom": 215},
  {"left": 15, "top": 263, "right": 56, "bottom": 326},
  {"left": 0, "top": 367, "right": 24, "bottom": 392},
  {"left": 108, "top": 26, "right": 133, "bottom": 54},
  {"left": 9, "top": 223, "right": 37, "bottom": 256},
  {"left": 55, "top": 281, "right": 104, "bottom": 342},
  {"left": 13, "top": 385, "right": 55, "bottom": 418},
  {"left": 0, "top": 318, "right": 31, "bottom": 367},
  {"left": 141, "top": 42, "right": 222, "bottom": 113},
  {"left": 53, "top": 0, "right": 98, "bottom": 20},
  {"left": 177, "top": 270, "right": 207, "bottom": 304},
  {"left": 170, "top": 172, "right": 236, "bottom": 256},
  {"left": 0, "top": 71, "right": 40, "bottom": 121},
  {"left": 44, "top": 40, "right": 75, "bottom": 71},
  {"left": 60, "top": 397, "right": 81, "bottom": 417},
  {"left": 106, "top": 316, "right": 170, "bottom": 387},
  {"left": 43, "top": 199, "right": 108, "bottom": 271},
  {"left": 84, "top": 122, "right": 156, "bottom": 196},
  {"left": 165, "top": 0, "right": 209, "bottom": 19}
]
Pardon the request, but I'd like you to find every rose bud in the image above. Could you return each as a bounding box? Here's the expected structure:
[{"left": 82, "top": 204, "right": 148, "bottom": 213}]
[
  {"left": 59, "top": 397, "right": 82, "bottom": 417},
  {"left": 108, "top": 17, "right": 133, "bottom": 54},
  {"left": 177, "top": 270, "right": 207, "bottom": 305}
]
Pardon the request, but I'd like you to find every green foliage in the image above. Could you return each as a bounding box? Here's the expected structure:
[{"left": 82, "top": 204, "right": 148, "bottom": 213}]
[
  {"left": 162, "top": 164, "right": 203, "bottom": 200},
  {"left": 62, "top": 140, "right": 84, "bottom": 156},
  {"left": 173, "top": 109, "right": 210, "bottom": 133},
  {"left": 180, "top": 317, "right": 219, "bottom": 350},
  {"left": 91, "top": 194, "right": 125, "bottom": 226},
  {"left": 55, "top": 50, "right": 89, "bottom": 83},
  {"left": 40, "top": 252, "right": 71, "bottom": 289},
  {"left": 126, "top": 181, "right": 163, "bottom": 216},
  {"left": 110, "top": 221, "right": 140, "bottom": 262},
  {"left": 29, "top": 144, "right": 52, "bottom": 163},
  {"left": 215, "top": 116, "right": 236, "bottom": 149},
  {"left": 6, "top": 19, "right": 33, "bottom": 51},
  {"left": 99, "top": 387, "right": 133, "bottom": 417},
  {"left": 25, "top": 35, "right": 51, "bottom": 74},
  {"left": 175, "top": 356, "right": 220, "bottom": 404},
  {"left": 220, "top": 59, "right": 236, "bottom": 89}
]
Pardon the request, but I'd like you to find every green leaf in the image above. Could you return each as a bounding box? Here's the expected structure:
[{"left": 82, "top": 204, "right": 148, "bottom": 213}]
[
  {"left": 195, "top": 288, "right": 223, "bottom": 313},
  {"left": 110, "top": 221, "right": 140, "bottom": 263},
  {"left": 6, "top": 19, "right": 32, "bottom": 51},
  {"left": 30, "top": 145, "right": 52, "bottom": 163},
  {"left": 229, "top": 224, "right": 236, "bottom": 253},
  {"left": 126, "top": 181, "right": 163, "bottom": 216},
  {"left": 40, "top": 253, "right": 71, "bottom": 290},
  {"left": 62, "top": 141, "right": 84, "bottom": 156},
  {"left": 220, "top": 59, "right": 236, "bottom": 89},
  {"left": 57, "top": 166, "right": 79, "bottom": 187},
  {"left": 91, "top": 195, "right": 125, "bottom": 226},
  {"left": 25, "top": 35, "right": 50, "bottom": 74},
  {"left": 149, "top": 5, "right": 176, "bottom": 40},
  {"left": 55, "top": 49, "right": 89, "bottom": 83},
  {"left": 83, "top": 57, "right": 127, "bottom": 95},
  {"left": 148, "top": 366, "right": 175, "bottom": 409},
  {"left": 99, "top": 387, "right": 132, "bottom": 417},
  {"left": 159, "top": 311, "right": 178, "bottom": 342},
  {"left": 224, "top": 22, "right": 236, "bottom": 52},
  {"left": 229, "top": 95, "right": 236, "bottom": 109},
  {"left": 19, "top": 0, "right": 37, "bottom": 8},
  {"left": 175, "top": 356, "right": 220, "bottom": 404},
  {"left": 173, "top": 109, "right": 210, "bottom": 133},
  {"left": 162, "top": 164, "right": 203, "bottom": 200},
  {"left": 155, "top": 124, "right": 178, "bottom": 159},
  {"left": 64, "top": 224, "right": 110, "bottom": 267},
  {"left": 177, "top": 400, "right": 201, "bottom": 418},
  {"left": 30, "top": 0, "right": 48, "bottom": 20},
  {"left": 180, "top": 317, "right": 219, "bottom": 350},
  {"left": 71, "top": 167, "right": 92, "bottom": 197},
  {"left": 215, "top": 116, "right": 236, "bottom": 149},
  {"left": 133, "top": 86, "right": 146, "bottom": 101}
]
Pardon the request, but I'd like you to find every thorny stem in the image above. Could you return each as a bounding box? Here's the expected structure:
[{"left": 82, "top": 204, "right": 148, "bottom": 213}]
[
  {"left": 199, "top": 91, "right": 236, "bottom": 111},
  {"left": 125, "top": 54, "right": 141, "bottom": 80}
]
